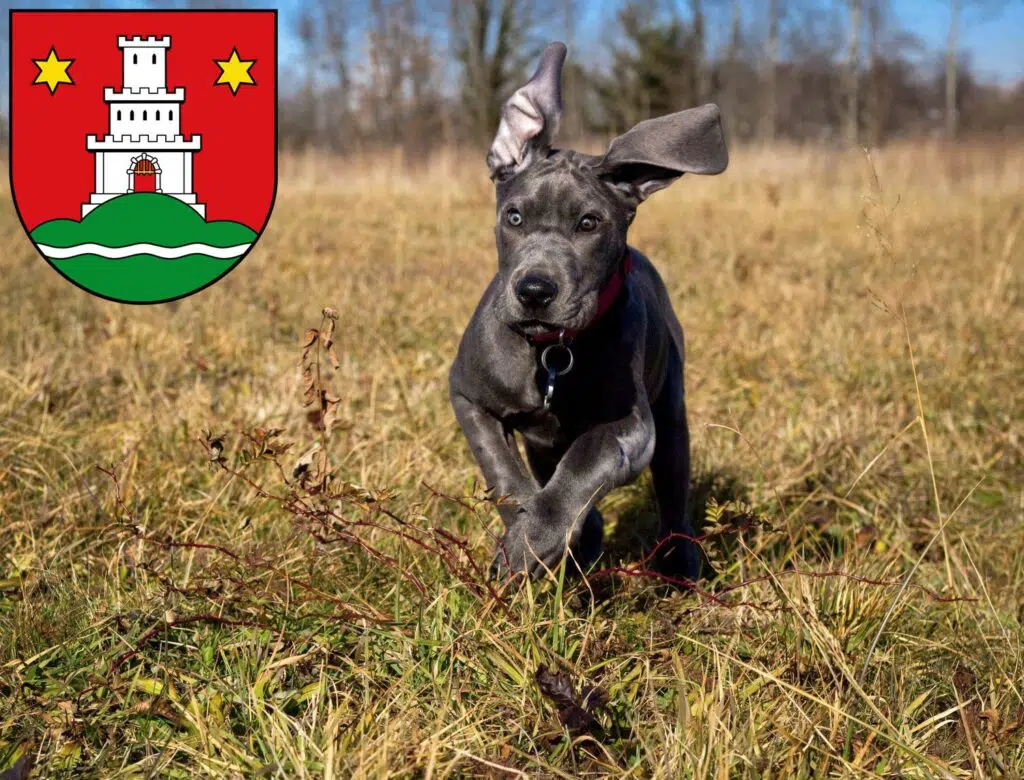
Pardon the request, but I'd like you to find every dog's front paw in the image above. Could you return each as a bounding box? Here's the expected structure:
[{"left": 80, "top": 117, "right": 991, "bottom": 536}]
[
  {"left": 489, "top": 498, "right": 597, "bottom": 580},
  {"left": 489, "top": 517, "right": 561, "bottom": 579}
]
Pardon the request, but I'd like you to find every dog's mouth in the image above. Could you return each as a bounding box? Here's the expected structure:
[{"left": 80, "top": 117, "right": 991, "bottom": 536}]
[
  {"left": 510, "top": 306, "right": 589, "bottom": 337},
  {"left": 502, "top": 298, "right": 592, "bottom": 339},
  {"left": 512, "top": 319, "right": 564, "bottom": 337}
]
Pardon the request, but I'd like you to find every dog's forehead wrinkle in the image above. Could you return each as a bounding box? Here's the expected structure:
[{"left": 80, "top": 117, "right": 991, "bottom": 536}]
[{"left": 510, "top": 164, "right": 610, "bottom": 221}]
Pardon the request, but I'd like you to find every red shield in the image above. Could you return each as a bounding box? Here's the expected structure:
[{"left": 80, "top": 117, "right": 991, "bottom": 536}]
[{"left": 9, "top": 9, "right": 277, "bottom": 303}]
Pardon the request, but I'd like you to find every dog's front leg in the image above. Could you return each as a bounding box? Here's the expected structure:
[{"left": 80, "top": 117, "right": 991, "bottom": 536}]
[
  {"left": 500, "top": 404, "right": 656, "bottom": 577},
  {"left": 450, "top": 393, "right": 540, "bottom": 529}
]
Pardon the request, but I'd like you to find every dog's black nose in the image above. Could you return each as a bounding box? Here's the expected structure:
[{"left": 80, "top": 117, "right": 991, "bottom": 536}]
[{"left": 515, "top": 275, "right": 558, "bottom": 308}]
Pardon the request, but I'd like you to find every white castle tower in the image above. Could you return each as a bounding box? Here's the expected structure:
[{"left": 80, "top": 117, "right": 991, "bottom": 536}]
[{"left": 83, "top": 36, "right": 204, "bottom": 218}]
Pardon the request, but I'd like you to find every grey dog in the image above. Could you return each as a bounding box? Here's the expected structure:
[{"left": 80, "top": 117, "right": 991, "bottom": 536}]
[{"left": 448, "top": 42, "right": 729, "bottom": 580}]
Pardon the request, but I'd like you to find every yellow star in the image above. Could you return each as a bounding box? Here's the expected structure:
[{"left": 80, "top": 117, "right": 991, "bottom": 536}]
[
  {"left": 214, "top": 48, "right": 256, "bottom": 95},
  {"left": 33, "top": 47, "right": 74, "bottom": 94}
]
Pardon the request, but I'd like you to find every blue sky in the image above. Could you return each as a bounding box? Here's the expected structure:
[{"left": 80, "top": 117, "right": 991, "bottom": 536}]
[{"left": 891, "top": 0, "right": 1024, "bottom": 84}]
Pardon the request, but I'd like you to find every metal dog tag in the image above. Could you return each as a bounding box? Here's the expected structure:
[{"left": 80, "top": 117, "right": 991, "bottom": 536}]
[
  {"left": 543, "top": 366, "right": 558, "bottom": 410},
  {"left": 540, "top": 332, "right": 574, "bottom": 411}
]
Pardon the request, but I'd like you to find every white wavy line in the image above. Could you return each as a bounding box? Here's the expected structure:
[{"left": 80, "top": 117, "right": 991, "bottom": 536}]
[{"left": 38, "top": 243, "right": 252, "bottom": 259}]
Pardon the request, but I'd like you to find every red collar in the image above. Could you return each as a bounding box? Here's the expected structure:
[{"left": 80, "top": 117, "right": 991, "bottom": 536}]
[{"left": 528, "top": 249, "right": 635, "bottom": 344}]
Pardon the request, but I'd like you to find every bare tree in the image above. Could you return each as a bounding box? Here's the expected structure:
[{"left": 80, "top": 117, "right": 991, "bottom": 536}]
[
  {"left": 557, "top": 0, "right": 585, "bottom": 142},
  {"left": 760, "top": 0, "right": 781, "bottom": 141},
  {"left": 286, "top": 6, "right": 322, "bottom": 150},
  {"left": 590, "top": 2, "right": 706, "bottom": 133},
  {"left": 283, "top": 0, "right": 355, "bottom": 152},
  {"left": 358, "top": 0, "right": 444, "bottom": 160},
  {"left": 945, "top": 0, "right": 961, "bottom": 137},
  {"left": 449, "top": 0, "right": 551, "bottom": 145},
  {"left": 944, "top": 0, "right": 1007, "bottom": 139},
  {"left": 320, "top": 0, "right": 353, "bottom": 152},
  {"left": 719, "top": 0, "right": 744, "bottom": 138},
  {"left": 366, "top": 0, "right": 401, "bottom": 144},
  {"left": 688, "top": 0, "right": 708, "bottom": 104},
  {"left": 844, "top": 0, "right": 862, "bottom": 145},
  {"left": 864, "top": 0, "right": 885, "bottom": 145}
]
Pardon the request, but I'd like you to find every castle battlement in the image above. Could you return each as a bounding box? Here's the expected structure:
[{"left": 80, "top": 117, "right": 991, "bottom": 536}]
[
  {"left": 86, "top": 133, "right": 202, "bottom": 150},
  {"left": 105, "top": 87, "right": 185, "bottom": 102},
  {"left": 118, "top": 35, "right": 171, "bottom": 48}
]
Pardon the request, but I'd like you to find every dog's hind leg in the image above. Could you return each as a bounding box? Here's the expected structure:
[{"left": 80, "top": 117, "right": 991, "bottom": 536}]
[{"left": 650, "top": 349, "right": 701, "bottom": 582}]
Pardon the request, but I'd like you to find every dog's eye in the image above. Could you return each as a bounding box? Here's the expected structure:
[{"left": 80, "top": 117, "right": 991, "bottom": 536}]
[
  {"left": 577, "top": 214, "right": 600, "bottom": 233},
  {"left": 506, "top": 209, "right": 523, "bottom": 227}
]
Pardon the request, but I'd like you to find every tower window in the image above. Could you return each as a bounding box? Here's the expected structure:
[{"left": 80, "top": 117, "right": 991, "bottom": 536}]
[
  {"left": 156, "top": 110, "right": 160, "bottom": 120},
  {"left": 169, "top": 110, "right": 174, "bottom": 121},
  {"left": 130, "top": 110, "right": 134, "bottom": 121},
  {"left": 143, "top": 110, "right": 147, "bottom": 121},
  {"left": 117, "top": 110, "right": 121, "bottom": 121},
  {"left": 152, "top": 53, "right": 157, "bottom": 65},
  {"left": 133, "top": 53, "right": 137, "bottom": 65}
]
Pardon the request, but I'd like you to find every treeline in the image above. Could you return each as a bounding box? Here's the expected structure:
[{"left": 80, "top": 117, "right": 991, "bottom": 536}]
[
  {"left": 281, "top": 0, "right": 1024, "bottom": 158},
  {"left": 1, "top": 0, "right": 1021, "bottom": 157}
]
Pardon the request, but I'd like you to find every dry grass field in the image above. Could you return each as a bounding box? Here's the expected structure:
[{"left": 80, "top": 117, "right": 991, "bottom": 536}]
[{"left": 1, "top": 141, "right": 1022, "bottom": 778}]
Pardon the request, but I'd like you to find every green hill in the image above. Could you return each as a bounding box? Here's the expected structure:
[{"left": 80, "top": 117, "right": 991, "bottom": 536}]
[{"left": 31, "top": 194, "right": 257, "bottom": 249}]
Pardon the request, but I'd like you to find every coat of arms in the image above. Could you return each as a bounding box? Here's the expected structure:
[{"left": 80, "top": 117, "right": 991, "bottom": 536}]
[{"left": 9, "top": 9, "right": 277, "bottom": 303}]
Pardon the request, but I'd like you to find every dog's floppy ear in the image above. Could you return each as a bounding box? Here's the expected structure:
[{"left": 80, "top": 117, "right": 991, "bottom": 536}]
[
  {"left": 486, "top": 42, "right": 567, "bottom": 181},
  {"left": 590, "top": 104, "right": 728, "bottom": 202}
]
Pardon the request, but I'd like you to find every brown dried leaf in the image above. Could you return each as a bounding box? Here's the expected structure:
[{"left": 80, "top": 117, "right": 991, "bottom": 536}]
[
  {"left": 979, "top": 708, "right": 1000, "bottom": 729},
  {"left": 535, "top": 665, "right": 607, "bottom": 735},
  {"left": 321, "top": 316, "right": 337, "bottom": 349},
  {"left": 323, "top": 395, "right": 344, "bottom": 437},
  {"left": 327, "top": 344, "right": 341, "bottom": 370},
  {"left": 128, "top": 698, "right": 184, "bottom": 727},
  {"left": 998, "top": 713, "right": 1023, "bottom": 740},
  {"left": 953, "top": 664, "right": 976, "bottom": 697}
]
